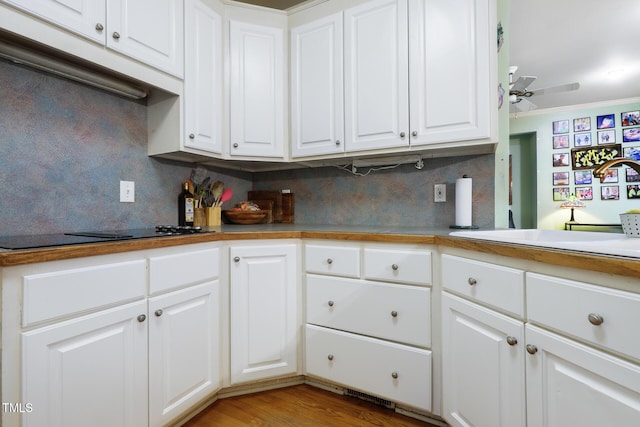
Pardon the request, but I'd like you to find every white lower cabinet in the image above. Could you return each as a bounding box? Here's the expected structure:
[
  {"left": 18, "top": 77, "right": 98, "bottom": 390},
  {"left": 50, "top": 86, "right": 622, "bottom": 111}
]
[
  {"left": 229, "top": 242, "right": 298, "bottom": 384},
  {"left": 441, "top": 292, "right": 525, "bottom": 427},
  {"left": 22, "top": 300, "right": 149, "bottom": 427}
]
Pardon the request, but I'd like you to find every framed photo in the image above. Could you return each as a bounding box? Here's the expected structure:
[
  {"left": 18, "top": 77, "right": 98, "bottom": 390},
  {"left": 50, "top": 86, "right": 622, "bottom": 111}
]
[
  {"left": 602, "top": 168, "right": 618, "bottom": 183},
  {"left": 573, "top": 117, "right": 591, "bottom": 132},
  {"left": 553, "top": 119, "right": 570, "bottom": 134},
  {"left": 627, "top": 184, "right": 640, "bottom": 199},
  {"left": 622, "top": 128, "right": 640, "bottom": 142},
  {"left": 623, "top": 146, "right": 640, "bottom": 160},
  {"left": 575, "top": 186, "right": 593, "bottom": 200},
  {"left": 597, "top": 130, "right": 616, "bottom": 144},
  {"left": 553, "top": 187, "right": 570, "bottom": 201},
  {"left": 553, "top": 172, "right": 570, "bottom": 185},
  {"left": 596, "top": 114, "right": 615, "bottom": 129},
  {"left": 574, "top": 132, "right": 592, "bottom": 146},
  {"left": 626, "top": 167, "right": 640, "bottom": 182},
  {"left": 601, "top": 185, "right": 619, "bottom": 200},
  {"left": 553, "top": 135, "right": 570, "bottom": 149},
  {"left": 553, "top": 152, "right": 570, "bottom": 167},
  {"left": 621, "top": 110, "right": 640, "bottom": 127},
  {"left": 571, "top": 144, "right": 621, "bottom": 169},
  {"left": 574, "top": 170, "right": 592, "bottom": 185}
]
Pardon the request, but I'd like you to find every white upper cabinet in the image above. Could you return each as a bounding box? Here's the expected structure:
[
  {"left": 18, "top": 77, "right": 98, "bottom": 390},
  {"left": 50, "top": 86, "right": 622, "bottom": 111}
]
[
  {"left": 2, "top": 0, "right": 184, "bottom": 77},
  {"left": 344, "top": 0, "right": 409, "bottom": 152},
  {"left": 229, "top": 20, "right": 285, "bottom": 159},
  {"left": 409, "top": 0, "right": 493, "bottom": 145},
  {"left": 290, "top": 12, "right": 344, "bottom": 158},
  {"left": 107, "top": 0, "right": 184, "bottom": 78},
  {"left": 184, "top": 0, "right": 223, "bottom": 154}
]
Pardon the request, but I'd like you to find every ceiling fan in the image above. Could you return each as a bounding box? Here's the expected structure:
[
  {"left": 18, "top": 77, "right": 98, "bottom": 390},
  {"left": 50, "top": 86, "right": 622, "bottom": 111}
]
[{"left": 509, "top": 66, "right": 580, "bottom": 112}]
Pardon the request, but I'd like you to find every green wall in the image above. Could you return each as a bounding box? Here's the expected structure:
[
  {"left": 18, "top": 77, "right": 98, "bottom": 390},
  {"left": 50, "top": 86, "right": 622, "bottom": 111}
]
[{"left": 509, "top": 99, "right": 640, "bottom": 230}]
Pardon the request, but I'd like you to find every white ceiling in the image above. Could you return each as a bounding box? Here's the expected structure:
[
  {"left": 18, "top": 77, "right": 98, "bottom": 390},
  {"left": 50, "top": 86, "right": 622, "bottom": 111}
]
[{"left": 234, "top": 0, "right": 640, "bottom": 111}]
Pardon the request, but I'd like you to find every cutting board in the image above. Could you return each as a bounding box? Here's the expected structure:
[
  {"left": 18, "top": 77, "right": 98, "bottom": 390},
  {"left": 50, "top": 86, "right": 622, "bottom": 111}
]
[{"left": 248, "top": 191, "right": 282, "bottom": 222}]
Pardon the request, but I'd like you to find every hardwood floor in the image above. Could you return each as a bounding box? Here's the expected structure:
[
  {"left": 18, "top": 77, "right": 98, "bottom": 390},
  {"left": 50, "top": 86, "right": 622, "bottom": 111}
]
[{"left": 183, "top": 384, "right": 442, "bottom": 427}]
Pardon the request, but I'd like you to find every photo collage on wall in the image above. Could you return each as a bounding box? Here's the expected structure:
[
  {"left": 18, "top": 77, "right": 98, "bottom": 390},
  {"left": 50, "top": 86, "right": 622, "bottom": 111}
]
[{"left": 552, "top": 110, "right": 640, "bottom": 201}]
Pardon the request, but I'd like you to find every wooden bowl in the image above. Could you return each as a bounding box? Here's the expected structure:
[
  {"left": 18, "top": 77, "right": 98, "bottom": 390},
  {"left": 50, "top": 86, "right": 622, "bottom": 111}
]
[{"left": 223, "top": 210, "right": 267, "bottom": 225}]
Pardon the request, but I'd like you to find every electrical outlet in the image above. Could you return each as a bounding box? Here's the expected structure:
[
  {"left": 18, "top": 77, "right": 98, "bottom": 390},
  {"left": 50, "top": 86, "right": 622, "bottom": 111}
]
[
  {"left": 434, "top": 184, "right": 446, "bottom": 202},
  {"left": 120, "top": 181, "right": 135, "bottom": 203}
]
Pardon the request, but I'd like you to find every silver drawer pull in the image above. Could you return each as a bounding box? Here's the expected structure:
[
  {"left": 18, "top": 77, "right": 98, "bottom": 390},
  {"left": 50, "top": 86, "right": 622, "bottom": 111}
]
[
  {"left": 391, "top": 372, "right": 398, "bottom": 379},
  {"left": 506, "top": 336, "right": 518, "bottom": 346},
  {"left": 468, "top": 277, "right": 477, "bottom": 286},
  {"left": 526, "top": 344, "right": 538, "bottom": 355},
  {"left": 327, "top": 258, "right": 333, "bottom": 265},
  {"left": 391, "top": 263, "right": 399, "bottom": 271},
  {"left": 234, "top": 256, "right": 240, "bottom": 263},
  {"left": 112, "top": 31, "right": 121, "bottom": 40},
  {"left": 588, "top": 313, "right": 604, "bottom": 326},
  {"left": 137, "top": 314, "right": 146, "bottom": 323},
  {"left": 95, "top": 23, "right": 104, "bottom": 32},
  {"left": 327, "top": 354, "right": 334, "bottom": 361},
  {"left": 155, "top": 309, "right": 163, "bottom": 317},
  {"left": 391, "top": 311, "right": 398, "bottom": 318},
  {"left": 328, "top": 300, "right": 334, "bottom": 307}
]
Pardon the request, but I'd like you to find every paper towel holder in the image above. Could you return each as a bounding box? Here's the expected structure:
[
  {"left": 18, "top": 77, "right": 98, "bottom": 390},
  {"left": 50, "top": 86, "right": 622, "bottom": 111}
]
[{"left": 450, "top": 175, "right": 479, "bottom": 229}]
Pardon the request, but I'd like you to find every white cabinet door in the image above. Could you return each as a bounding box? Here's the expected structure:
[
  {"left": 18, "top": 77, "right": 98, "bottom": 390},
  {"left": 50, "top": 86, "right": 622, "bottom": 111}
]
[
  {"left": 148, "top": 281, "right": 221, "bottom": 427},
  {"left": 409, "top": 0, "right": 492, "bottom": 145},
  {"left": 184, "top": 0, "right": 223, "bottom": 154},
  {"left": 21, "top": 300, "right": 148, "bottom": 427},
  {"left": 230, "top": 243, "right": 298, "bottom": 384},
  {"left": 526, "top": 325, "right": 640, "bottom": 427},
  {"left": 441, "top": 292, "right": 526, "bottom": 427},
  {"left": 290, "top": 12, "right": 344, "bottom": 158},
  {"left": 1, "top": 0, "right": 106, "bottom": 44},
  {"left": 107, "top": 0, "right": 184, "bottom": 77},
  {"left": 229, "top": 21, "right": 285, "bottom": 158},
  {"left": 344, "top": 0, "right": 409, "bottom": 152}
]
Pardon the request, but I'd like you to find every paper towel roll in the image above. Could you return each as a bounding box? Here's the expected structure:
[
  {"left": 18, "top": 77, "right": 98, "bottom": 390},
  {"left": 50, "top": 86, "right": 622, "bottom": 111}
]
[{"left": 455, "top": 177, "right": 473, "bottom": 227}]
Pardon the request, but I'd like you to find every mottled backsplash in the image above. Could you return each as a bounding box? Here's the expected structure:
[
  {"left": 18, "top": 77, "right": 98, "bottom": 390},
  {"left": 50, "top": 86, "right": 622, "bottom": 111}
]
[{"left": 0, "top": 60, "right": 495, "bottom": 236}]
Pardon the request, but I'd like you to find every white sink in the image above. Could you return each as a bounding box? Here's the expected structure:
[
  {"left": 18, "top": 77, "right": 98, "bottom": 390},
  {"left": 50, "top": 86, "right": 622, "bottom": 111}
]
[{"left": 449, "top": 229, "right": 640, "bottom": 258}]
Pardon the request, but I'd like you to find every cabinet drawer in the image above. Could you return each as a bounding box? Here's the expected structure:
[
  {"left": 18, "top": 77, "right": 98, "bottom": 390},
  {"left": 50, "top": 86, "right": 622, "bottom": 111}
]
[
  {"left": 527, "top": 273, "right": 640, "bottom": 361},
  {"left": 149, "top": 246, "right": 219, "bottom": 295},
  {"left": 305, "top": 243, "right": 360, "bottom": 278},
  {"left": 441, "top": 254, "right": 525, "bottom": 318},
  {"left": 305, "top": 324, "right": 432, "bottom": 411},
  {"left": 23, "top": 260, "right": 147, "bottom": 327},
  {"left": 363, "top": 247, "right": 431, "bottom": 285},
  {"left": 306, "top": 275, "right": 431, "bottom": 347}
]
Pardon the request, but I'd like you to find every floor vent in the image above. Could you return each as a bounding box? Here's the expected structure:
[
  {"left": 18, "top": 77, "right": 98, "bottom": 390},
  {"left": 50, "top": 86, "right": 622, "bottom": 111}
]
[{"left": 345, "top": 388, "right": 395, "bottom": 409}]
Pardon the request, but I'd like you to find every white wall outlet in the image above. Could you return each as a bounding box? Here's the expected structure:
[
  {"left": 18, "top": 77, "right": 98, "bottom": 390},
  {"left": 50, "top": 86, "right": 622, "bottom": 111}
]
[
  {"left": 434, "top": 184, "right": 446, "bottom": 202},
  {"left": 120, "top": 180, "right": 135, "bottom": 203}
]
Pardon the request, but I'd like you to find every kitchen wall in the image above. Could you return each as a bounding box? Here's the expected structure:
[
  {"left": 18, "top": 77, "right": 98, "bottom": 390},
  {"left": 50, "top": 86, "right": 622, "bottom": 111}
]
[
  {"left": 510, "top": 99, "right": 640, "bottom": 230},
  {"left": 0, "top": 60, "right": 496, "bottom": 236}
]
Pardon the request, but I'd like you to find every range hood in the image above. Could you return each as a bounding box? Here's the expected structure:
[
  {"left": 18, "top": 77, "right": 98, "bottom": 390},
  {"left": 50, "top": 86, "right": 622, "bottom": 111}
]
[{"left": 0, "top": 36, "right": 148, "bottom": 99}]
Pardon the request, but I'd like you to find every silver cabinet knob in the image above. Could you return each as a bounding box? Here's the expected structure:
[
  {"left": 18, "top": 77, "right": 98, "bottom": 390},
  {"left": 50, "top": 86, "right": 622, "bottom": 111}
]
[
  {"left": 391, "top": 263, "right": 399, "bottom": 271},
  {"left": 327, "top": 354, "right": 334, "bottom": 361},
  {"left": 391, "top": 372, "right": 398, "bottom": 379},
  {"left": 327, "top": 258, "right": 333, "bottom": 265},
  {"left": 335, "top": 140, "right": 341, "bottom": 146},
  {"left": 137, "top": 314, "right": 146, "bottom": 323},
  {"left": 391, "top": 311, "right": 398, "bottom": 318},
  {"left": 189, "top": 133, "right": 195, "bottom": 139},
  {"left": 234, "top": 256, "right": 240, "bottom": 263},
  {"left": 588, "top": 313, "right": 604, "bottom": 326},
  {"left": 526, "top": 344, "right": 538, "bottom": 355},
  {"left": 155, "top": 309, "right": 163, "bottom": 317},
  {"left": 112, "top": 31, "right": 121, "bottom": 40},
  {"left": 233, "top": 143, "right": 239, "bottom": 148},
  {"left": 506, "top": 336, "right": 518, "bottom": 346},
  {"left": 328, "top": 300, "right": 334, "bottom": 307},
  {"left": 400, "top": 132, "right": 406, "bottom": 138},
  {"left": 468, "top": 277, "right": 477, "bottom": 286},
  {"left": 95, "top": 23, "right": 104, "bottom": 32},
  {"left": 412, "top": 131, "right": 418, "bottom": 137}
]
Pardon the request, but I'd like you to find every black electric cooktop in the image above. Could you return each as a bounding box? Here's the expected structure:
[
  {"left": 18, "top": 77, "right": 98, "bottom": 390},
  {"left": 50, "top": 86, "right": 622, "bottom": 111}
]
[{"left": 0, "top": 226, "right": 212, "bottom": 250}]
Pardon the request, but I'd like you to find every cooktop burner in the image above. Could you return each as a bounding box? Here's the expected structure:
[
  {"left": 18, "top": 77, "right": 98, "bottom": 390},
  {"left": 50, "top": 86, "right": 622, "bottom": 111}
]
[{"left": 0, "top": 225, "right": 213, "bottom": 250}]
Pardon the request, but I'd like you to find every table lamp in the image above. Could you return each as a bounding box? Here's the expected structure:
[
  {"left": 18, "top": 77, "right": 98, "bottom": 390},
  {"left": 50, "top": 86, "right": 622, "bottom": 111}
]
[{"left": 560, "top": 193, "right": 586, "bottom": 223}]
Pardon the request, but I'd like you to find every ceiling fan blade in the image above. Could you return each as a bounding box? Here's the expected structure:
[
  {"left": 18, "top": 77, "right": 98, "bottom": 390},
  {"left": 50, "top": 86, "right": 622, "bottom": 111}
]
[
  {"left": 511, "top": 97, "right": 537, "bottom": 112},
  {"left": 530, "top": 82, "right": 580, "bottom": 96},
  {"left": 510, "top": 75, "right": 537, "bottom": 93}
]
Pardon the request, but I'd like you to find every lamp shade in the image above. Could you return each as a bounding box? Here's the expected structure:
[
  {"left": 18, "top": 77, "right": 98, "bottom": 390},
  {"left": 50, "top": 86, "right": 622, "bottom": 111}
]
[{"left": 560, "top": 194, "right": 586, "bottom": 223}]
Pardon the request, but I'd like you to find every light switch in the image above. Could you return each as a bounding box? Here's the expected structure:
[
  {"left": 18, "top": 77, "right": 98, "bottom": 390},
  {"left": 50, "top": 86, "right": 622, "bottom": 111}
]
[
  {"left": 120, "top": 181, "right": 135, "bottom": 203},
  {"left": 434, "top": 184, "right": 446, "bottom": 202}
]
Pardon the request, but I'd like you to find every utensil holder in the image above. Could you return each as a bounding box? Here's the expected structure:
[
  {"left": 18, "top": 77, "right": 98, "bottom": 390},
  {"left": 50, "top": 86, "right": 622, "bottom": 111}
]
[
  {"left": 194, "top": 208, "right": 207, "bottom": 227},
  {"left": 205, "top": 206, "right": 221, "bottom": 226}
]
